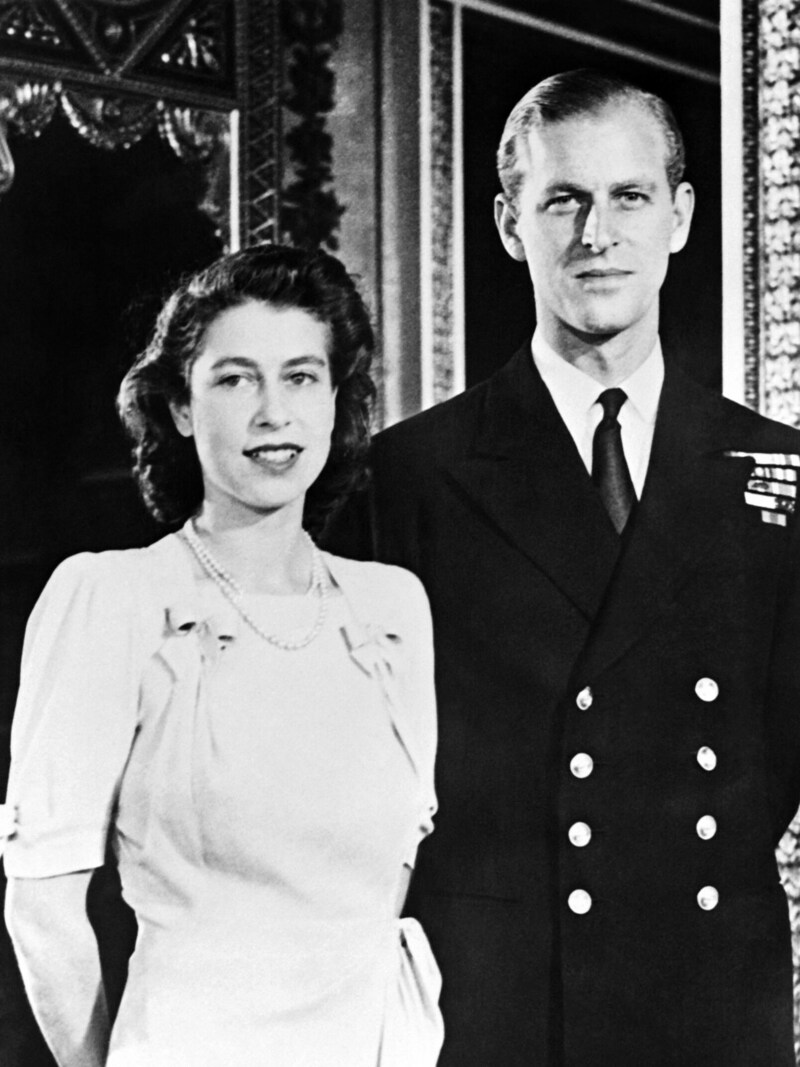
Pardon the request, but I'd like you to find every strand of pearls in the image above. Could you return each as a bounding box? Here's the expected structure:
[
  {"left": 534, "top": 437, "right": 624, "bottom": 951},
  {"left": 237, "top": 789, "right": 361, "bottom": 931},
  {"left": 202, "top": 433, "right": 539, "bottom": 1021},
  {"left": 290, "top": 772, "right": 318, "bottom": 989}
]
[{"left": 181, "top": 519, "right": 329, "bottom": 651}]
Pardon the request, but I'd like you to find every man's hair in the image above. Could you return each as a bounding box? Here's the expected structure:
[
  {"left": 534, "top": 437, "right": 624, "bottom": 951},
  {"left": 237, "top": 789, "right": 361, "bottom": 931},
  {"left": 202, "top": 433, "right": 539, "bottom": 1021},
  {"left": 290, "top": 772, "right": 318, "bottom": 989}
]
[
  {"left": 118, "top": 243, "right": 376, "bottom": 538},
  {"left": 497, "top": 68, "right": 686, "bottom": 207}
]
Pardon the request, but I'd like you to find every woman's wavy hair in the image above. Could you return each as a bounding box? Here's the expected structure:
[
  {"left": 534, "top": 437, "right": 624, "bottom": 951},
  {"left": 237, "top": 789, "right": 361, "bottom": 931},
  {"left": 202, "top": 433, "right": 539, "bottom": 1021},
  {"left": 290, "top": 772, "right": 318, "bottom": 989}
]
[{"left": 118, "top": 243, "right": 376, "bottom": 537}]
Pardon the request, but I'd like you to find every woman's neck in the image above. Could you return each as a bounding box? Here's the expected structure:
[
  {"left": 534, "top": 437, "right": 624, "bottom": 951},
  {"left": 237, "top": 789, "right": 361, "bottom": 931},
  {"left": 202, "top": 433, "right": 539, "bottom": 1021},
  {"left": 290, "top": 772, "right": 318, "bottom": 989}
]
[{"left": 190, "top": 504, "right": 313, "bottom": 595}]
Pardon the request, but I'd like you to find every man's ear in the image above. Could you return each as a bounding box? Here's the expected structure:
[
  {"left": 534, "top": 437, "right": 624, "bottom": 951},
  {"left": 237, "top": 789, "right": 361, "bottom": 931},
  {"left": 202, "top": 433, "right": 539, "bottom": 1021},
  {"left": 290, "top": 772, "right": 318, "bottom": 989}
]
[
  {"left": 494, "top": 194, "right": 527, "bottom": 262},
  {"left": 169, "top": 399, "right": 194, "bottom": 439},
  {"left": 669, "top": 181, "right": 695, "bottom": 254}
]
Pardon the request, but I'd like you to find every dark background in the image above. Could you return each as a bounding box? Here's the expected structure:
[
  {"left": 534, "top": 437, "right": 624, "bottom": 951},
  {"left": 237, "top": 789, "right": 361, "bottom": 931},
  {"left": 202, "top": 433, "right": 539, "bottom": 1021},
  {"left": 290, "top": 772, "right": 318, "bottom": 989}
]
[{"left": 0, "top": 113, "right": 220, "bottom": 1066}]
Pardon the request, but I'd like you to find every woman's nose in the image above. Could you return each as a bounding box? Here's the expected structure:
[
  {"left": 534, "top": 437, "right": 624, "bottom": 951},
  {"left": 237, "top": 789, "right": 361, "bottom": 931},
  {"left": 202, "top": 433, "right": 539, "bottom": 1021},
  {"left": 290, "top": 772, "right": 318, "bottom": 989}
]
[{"left": 253, "top": 385, "right": 290, "bottom": 428}]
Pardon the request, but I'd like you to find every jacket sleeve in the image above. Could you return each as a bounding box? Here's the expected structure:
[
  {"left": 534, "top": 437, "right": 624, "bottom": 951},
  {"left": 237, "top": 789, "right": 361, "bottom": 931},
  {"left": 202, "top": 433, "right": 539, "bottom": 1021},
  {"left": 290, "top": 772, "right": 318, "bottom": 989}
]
[{"left": 2, "top": 553, "right": 144, "bottom": 878}]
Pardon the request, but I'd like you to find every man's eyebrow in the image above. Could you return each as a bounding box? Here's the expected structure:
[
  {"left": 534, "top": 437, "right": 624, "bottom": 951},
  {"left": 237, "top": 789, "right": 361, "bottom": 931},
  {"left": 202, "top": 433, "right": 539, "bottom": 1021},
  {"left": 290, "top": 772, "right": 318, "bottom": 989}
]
[
  {"left": 610, "top": 178, "right": 659, "bottom": 194},
  {"left": 541, "top": 181, "right": 587, "bottom": 199}
]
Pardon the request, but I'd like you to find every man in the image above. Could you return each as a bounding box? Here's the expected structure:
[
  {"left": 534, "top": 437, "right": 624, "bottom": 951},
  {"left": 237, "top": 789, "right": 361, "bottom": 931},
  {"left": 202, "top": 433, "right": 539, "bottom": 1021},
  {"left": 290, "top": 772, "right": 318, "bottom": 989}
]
[{"left": 328, "top": 69, "right": 800, "bottom": 1064}]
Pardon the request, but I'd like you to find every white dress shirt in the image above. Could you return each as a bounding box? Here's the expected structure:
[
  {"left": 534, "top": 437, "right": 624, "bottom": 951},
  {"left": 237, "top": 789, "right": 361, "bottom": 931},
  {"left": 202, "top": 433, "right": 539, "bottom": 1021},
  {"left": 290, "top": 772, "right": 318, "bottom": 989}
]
[{"left": 531, "top": 331, "right": 664, "bottom": 499}]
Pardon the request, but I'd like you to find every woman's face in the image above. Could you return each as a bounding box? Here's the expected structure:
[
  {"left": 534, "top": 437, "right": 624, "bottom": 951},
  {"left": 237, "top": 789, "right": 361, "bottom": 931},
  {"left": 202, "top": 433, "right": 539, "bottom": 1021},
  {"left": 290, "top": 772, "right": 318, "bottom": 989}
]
[{"left": 170, "top": 300, "right": 336, "bottom": 524}]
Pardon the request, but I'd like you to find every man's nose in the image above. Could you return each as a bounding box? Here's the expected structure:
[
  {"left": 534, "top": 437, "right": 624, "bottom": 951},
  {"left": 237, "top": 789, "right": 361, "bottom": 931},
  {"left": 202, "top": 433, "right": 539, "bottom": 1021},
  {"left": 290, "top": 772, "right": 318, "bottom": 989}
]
[{"left": 580, "top": 202, "right": 617, "bottom": 253}]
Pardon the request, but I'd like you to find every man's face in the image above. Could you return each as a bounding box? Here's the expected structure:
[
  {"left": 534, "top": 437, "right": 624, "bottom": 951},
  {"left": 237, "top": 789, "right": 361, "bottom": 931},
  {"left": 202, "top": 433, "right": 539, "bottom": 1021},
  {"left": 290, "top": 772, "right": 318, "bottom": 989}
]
[{"left": 494, "top": 102, "right": 694, "bottom": 349}]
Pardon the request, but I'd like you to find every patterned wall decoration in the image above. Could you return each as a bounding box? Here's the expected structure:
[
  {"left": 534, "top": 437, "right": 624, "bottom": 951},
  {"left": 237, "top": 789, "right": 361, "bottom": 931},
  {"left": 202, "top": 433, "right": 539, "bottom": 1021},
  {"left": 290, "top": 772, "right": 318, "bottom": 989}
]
[
  {"left": 755, "top": 0, "right": 800, "bottom": 428},
  {"left": 0, "top": 0, "right": 236, "bottom": 241},
  {"left": 741, "top": 0, "right": 763, "bottom": 412},
  {"left": 236, "top": 0, "right": 281, "bottom": 247},
  {"left": 425, "top": 0, "right": 457, "bottom": 406},
  {"left": 0, "top": 0, "right": 345, "bottom": 251},
  {"left": 280, "top": 0, "right": 345, "bottom": 250}
]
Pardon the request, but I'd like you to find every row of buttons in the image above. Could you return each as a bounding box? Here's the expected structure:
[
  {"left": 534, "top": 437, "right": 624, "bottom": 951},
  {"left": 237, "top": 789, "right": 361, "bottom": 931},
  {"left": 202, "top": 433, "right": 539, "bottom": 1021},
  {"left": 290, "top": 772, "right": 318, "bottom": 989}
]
[
  {"left": 569, "top": 746, "right": 718, "bottom": 779},
  {"left": 568, "top": 679, "right": 722, "bottom": 915},
  {"left": 568, "top": 885, "right": 720, "bottom": 914},
  {"left": 566, "top": 813, "right": 716, "bottom": 848},
  {"left": 575, "top": 677, "right": 720, "bottom": 713}
]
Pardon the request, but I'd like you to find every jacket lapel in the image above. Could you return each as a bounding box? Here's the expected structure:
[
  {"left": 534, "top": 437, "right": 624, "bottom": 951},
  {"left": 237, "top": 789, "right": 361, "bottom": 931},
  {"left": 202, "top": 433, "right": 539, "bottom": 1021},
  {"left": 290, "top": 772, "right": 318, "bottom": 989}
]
[
  {"left": 576, "top": 363, "right": 756, "bottom": 681},
  {"left": 446, "top": 347, "right": 621, "bottom": 621}
]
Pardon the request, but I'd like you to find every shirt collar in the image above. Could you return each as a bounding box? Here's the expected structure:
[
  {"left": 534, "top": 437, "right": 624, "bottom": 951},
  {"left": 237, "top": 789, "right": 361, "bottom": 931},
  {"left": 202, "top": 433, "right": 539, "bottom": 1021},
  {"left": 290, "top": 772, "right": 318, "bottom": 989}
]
[{"left": 531, "top": 330, "right": 664, "bottom": 424}]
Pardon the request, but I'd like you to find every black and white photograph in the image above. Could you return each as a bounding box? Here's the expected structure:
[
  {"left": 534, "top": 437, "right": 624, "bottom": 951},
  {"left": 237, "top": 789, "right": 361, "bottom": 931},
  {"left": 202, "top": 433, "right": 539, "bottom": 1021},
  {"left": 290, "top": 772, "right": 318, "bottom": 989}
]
[{"left": 2, "top": 2, "right": 800, "bottom": 1065}]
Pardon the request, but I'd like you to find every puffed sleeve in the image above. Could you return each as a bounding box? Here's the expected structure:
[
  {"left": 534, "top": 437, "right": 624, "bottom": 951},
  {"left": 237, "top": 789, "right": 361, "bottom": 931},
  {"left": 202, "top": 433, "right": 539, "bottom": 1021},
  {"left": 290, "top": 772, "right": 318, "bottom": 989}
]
[
  {"left": 393, "top": 569, "right": 438, "bottom": 867},
  {"left": 2, "top": 552, "right": 144, "bottom": 878}
]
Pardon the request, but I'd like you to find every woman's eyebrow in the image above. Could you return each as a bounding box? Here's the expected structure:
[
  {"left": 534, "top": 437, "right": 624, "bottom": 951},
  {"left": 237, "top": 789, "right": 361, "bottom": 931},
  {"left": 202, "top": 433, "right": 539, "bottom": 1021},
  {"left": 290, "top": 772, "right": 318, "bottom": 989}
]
[{"left": 283, "top": 355, "right": 328, "bottom": 369}]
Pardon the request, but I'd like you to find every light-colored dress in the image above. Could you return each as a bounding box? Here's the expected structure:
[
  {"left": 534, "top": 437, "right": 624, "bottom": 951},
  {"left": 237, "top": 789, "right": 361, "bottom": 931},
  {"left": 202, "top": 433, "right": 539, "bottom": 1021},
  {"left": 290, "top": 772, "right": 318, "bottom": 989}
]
[{"left": 2, "top": 532, "right": 443, "bottom": 1066}]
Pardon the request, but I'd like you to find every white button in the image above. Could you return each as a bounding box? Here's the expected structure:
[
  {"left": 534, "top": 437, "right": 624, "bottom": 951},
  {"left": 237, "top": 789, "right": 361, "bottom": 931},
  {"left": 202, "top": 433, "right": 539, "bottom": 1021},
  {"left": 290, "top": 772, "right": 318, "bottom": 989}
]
[
  {"left": 568, "top": 889, "right": 592, "bottom": 914},
  {"left": 570, "top": 752, "right": 594, "bottom": 779},
  {"left": 568, "top": 821, "right": 592, "bottom": 847},
  {"left": 697, "top": 885, "right": 719, "bottom": 910},
  {"left": 695, "top": 677, "right": 719, "bottom": 702},
  {"left": 696, "top": 814, "right": 717, "bottom": 840},
  {"left": 696, "top": 746, "right": 717, "bottom": 771},
  {"left": 576, "top": 686, "right": 593, "bottom": 710}
]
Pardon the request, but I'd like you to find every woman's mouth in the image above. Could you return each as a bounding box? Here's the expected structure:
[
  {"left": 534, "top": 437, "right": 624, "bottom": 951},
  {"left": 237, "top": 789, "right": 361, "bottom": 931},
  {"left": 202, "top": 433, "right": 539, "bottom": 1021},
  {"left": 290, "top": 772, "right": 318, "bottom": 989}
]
[{"left": 243, "top": 444, "right": 303, "bottom": 469}]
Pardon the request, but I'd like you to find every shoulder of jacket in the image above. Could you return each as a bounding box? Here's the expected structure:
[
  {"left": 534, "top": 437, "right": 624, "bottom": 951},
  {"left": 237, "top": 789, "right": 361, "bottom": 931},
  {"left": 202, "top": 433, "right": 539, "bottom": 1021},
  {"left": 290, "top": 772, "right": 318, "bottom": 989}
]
[
  {"left": 375, "top": 378, "right": 490, "bottom": 453},
  {"left": 46, "top": 533, "right": 190, "bottom": 605}
]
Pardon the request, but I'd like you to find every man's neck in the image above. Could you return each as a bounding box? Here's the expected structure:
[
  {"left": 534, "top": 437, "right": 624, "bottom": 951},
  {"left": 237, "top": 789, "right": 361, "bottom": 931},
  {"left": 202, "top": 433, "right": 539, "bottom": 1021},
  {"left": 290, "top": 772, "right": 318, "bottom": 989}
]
[{"left": 539, "top": 320, "right": 659, "bottom": 387}]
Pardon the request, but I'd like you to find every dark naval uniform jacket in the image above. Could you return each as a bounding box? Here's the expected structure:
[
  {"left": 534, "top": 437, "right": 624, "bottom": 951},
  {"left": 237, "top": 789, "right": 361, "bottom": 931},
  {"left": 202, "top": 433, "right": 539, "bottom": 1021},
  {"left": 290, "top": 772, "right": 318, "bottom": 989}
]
[{"left": 327, "top": 345, "right": 800, "bottom": 1066}]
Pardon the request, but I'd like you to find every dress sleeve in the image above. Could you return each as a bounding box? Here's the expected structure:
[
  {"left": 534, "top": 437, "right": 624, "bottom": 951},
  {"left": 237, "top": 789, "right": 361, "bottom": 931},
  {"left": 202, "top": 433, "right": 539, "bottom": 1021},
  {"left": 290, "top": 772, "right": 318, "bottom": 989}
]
[
  {"left": 394, "top": 569, "right": 438, "bottom": 867},
  {"left": 3, "top": 553, "right": 144, "bottom": 878}
]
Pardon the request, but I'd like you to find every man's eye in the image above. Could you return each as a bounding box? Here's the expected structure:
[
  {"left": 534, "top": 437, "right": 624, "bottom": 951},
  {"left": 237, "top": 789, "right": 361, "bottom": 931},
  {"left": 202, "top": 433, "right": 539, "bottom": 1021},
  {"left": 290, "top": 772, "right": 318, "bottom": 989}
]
[
  {"left": 618, "top": 191, "right": 647, "bottom": 207},
  {"left": 546, "top": 195, "right": 579, "bottom": 211}
]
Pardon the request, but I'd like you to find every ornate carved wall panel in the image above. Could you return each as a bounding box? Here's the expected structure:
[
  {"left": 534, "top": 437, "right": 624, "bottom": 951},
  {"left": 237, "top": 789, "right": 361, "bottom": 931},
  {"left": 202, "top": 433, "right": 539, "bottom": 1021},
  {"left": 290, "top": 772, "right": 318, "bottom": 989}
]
[
  {"left": 0, "top": 0, "right": 345, "bottom": 250},
  {"left": 421, "top": 0, "right": 461, "bottom": 408},
  {"left": 748, "top": 0, "right": 800, "bottom": 427}
]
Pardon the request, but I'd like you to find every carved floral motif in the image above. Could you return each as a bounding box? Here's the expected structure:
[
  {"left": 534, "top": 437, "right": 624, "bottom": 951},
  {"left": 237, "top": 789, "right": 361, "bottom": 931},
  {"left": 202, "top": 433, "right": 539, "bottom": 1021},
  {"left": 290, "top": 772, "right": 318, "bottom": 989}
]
[
  {"left": 428, "top": 0, "right": 456, "bottom": 405},
  {"left": 759, "top": 0, "right": 800, "bottom": 426}
]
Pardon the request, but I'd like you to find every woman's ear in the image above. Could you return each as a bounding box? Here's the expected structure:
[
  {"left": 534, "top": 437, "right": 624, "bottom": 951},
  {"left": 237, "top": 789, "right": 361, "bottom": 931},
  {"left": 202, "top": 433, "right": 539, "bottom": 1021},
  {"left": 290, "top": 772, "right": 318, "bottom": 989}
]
[{"left": 169, "top": 399, "right": 194, "bottom": 438}]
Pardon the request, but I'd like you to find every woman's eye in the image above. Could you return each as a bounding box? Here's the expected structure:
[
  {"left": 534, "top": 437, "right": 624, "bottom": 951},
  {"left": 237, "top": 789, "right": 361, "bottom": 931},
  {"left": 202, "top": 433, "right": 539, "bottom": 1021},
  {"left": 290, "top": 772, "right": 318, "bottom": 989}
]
[
  {"left": 287, "top": 372, "right": 317, "bottom": 386},
  {"left": 217, "top": 374, "right": 250, "bottom": 388}
]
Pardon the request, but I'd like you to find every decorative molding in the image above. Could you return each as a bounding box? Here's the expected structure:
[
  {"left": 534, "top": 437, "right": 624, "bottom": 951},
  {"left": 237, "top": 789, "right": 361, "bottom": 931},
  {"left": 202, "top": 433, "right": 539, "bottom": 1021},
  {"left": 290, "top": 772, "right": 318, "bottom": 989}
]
[
  {"left": 235, "top": 0, "right": 281, "bottom": 247},
  {"left": 741, "top": 0, "right": 762, "bottom": 410},
  {"left": 280, "top": 0, "right": 345, "bottom": 251},
  {"left": 0, "top": 0, "right": 239, "bottom": 233},
  {"left": 429, "top": 0, "right": 718, "bottom": 85},
  {"left": 0, "top": 0, "right": 237, "bottom": 107},
  {"left": 758, "top": 0, "right": 800, "bottom": 428},
  {"left": 422, "top": 0, "right": 459, "bottom": 406},
  {"left": 0, "top": 1, "right": 346, "bottom": 253}
]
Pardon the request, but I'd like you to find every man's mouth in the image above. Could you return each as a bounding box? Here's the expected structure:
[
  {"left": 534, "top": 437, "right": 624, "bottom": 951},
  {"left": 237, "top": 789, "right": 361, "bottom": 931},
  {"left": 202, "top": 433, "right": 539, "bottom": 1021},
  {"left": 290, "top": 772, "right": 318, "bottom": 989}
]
[{"left": 575, "top": 268, "right": 631, "bottom": 279}]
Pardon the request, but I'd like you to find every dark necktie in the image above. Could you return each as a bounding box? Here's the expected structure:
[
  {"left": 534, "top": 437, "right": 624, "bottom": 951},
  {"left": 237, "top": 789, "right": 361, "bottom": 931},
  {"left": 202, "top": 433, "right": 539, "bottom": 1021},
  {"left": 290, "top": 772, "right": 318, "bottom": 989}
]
[{"left": 592, "top": 388, "right": 636, "bottom": 534}]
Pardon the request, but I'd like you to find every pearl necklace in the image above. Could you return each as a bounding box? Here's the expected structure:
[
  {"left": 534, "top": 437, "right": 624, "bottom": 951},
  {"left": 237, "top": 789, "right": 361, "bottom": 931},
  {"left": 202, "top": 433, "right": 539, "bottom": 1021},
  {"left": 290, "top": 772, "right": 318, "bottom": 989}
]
[{"left": 181, "top": 520, "right": 329, "bottom": 651}]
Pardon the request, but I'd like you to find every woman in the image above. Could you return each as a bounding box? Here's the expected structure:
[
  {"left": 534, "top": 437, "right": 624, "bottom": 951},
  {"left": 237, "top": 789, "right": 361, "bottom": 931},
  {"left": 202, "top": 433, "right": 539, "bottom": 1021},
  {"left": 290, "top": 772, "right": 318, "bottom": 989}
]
[{"left": 1, "top": 244, "right": 442, "bottom": 1066}]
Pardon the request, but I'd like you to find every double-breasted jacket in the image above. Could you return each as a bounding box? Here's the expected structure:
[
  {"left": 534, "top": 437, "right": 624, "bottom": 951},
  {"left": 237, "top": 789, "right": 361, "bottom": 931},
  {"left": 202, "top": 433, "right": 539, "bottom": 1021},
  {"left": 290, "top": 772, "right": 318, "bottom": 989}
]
[{"left": 327, "top": 346, "right": 800, "bottom": 1065}]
